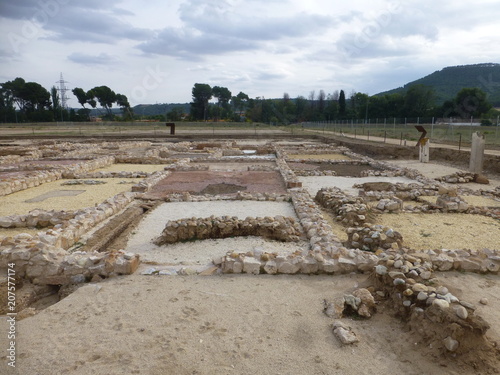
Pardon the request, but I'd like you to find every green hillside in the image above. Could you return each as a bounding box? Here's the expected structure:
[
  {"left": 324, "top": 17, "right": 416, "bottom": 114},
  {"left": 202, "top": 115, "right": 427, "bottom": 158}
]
[{"left": 376, "top": 63, "right": 500, "bottom": 106}]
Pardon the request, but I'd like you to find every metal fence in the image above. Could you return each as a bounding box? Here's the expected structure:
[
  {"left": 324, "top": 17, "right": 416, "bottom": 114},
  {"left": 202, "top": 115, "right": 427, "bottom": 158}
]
[{"left": 299, "top": 118, "right": 500, "bottom": 147}]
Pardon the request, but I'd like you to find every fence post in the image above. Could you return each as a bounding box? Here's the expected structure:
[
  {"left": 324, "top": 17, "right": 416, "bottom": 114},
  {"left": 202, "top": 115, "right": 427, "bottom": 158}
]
[{"left": 458, "top": 133, "right": 462, "bottom": 151}]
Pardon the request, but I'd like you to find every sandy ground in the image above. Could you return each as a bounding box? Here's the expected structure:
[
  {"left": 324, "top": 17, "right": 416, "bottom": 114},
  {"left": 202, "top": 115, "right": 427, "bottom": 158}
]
[
  {"left": 377, "top": 213, "right": 500, "bottom": 251},
  {"left": 1, "top": 273, "right": 498, "bottom": 375},
  {"left": 419, "top": 195, "right": 500, "bottom": 207},
  {"left": 125, "top": 201, "right": 305, "bottom": 266},
  {"left": 0, "top": 178, "right": 140, "bottom": 216}
]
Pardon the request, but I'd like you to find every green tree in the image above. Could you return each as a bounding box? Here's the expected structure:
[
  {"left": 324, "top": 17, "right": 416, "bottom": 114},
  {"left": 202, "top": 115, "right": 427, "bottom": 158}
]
[
  {"left": 2, "top": 78, "right": 51, "bottom": 121},
  {"left": 402, "top": 84, "right": 435, "bottom": 117},
  {"left": 0, "top": 85, "right": 16, "bottom": 122},
  {"left": 317, "top": 90, "right": 326, "bottom": 119},
  {"left": 190, "top": 83, "right": 212, "bottom": 121},
  {"left": 116, "top": 93, "right": 133, "bottom": 120},
  {"left": 212, "top": 86, "right": 232, "bottom": 120},
  {"left": 338, "top": 90, "right": 346, "bottom": 117},
  {"left": 232, "top": 91, "right": 249, "bottom": 120},
  {"left": 167, "top": 107, "right": 185, "bottom": 121},
  {"left": 72, "top": 87, "right": 89, "bottom": 108},
  {"left": 451, "top": 88, "right": 492, "bottom": 118},
  {"left": 349, "top": 92, "right": 369, "bottom": 119},
  {"left": 91, "top": 86, "right": 117, "bottom": 118}
]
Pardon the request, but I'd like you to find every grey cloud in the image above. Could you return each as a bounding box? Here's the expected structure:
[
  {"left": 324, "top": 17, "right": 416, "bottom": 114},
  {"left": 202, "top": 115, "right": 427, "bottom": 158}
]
[
  {"left": 1, "top": 0, "right": 152, "bottom": 44},
  {"left": 67, "top": 52, "right": 117, "bottom": 65},
  {"left": 178, "top": 0, "right": 333, "bottom": 41},
  {"left": 137, "top": 27, "right": 259, "bottom": 60},
  {"left": 138, "top": 0, "right": 333, "bottom": 59},
  {"left": 254, "top": 71, "right": 288, "bottom": 81}
]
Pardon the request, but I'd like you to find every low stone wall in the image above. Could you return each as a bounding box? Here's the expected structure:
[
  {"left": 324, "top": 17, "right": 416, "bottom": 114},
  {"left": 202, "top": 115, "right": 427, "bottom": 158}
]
[
  {"left": 0, "top": 210, "right": 76, "bottom": 229},
  {"left": 73, "top": 171, "right": 152, "bottom": 179},
  {"left": 2, "top": 246, "right": 139, "bottom": 285},
  {"left": 61, "top": 156, "right": 115, "bottom": 178},
  {"left": 0, "top": 192, "right": 137, "bottom": 249},
  {"left": 0, "top": 156, "right": 115, "bottom": 196},
  {"left": 159, "top": 191, "right": 291, "bottom": 203},
  {"left": 154, "top": 215, "right": 304, "bottom": 245},
  {"left": 315, "top": 187, "right": 370, "bottom": 226},
  {"left": 346, "top": 224, "right": 403, "bottom": 251},
  {"left": 0, "top": 170, "right": 63, "bottom": 197},
  {"left": 273, "top": 144, "right": 302, "bottom": 188},
  {"left": 0, "top": 192, "right": 140, "bottom": 285},
  {"left": 131, "top": 171, "right": 170, "bottom": 193}
]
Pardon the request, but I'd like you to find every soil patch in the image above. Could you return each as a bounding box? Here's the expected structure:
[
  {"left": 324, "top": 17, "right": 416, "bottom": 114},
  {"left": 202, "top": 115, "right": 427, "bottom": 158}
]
[
  {"left": 144, "top": 170, "right": 287, "bottom": 198},
  {"left": 198, "top": 182, "right": 247, "bottom": 195}
]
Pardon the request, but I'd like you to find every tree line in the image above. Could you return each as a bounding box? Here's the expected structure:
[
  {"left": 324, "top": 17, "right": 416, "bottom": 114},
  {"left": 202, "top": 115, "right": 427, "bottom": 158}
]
[
  {"left": 189, "top": 83, "right": 498, "bottom": 124},
  {"left": 1, "top": 76, "right": 497, "bottom": 124},
  {"left": 0, "top": 77, "right": 132, "bottom": 123}
]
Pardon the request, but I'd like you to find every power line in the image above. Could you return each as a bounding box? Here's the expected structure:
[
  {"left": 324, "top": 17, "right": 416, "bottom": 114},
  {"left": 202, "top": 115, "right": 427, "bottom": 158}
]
[{"left": 56, "top": 73, "right": 70, "bottom": 108}]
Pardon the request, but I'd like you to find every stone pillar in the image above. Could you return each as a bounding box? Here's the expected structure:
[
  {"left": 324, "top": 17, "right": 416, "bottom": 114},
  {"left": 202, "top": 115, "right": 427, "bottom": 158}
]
[
  {"left": 419, "top": 138, "right": 430, "bottom": 163},
  {"left": 469, "top": 132, "right": 485, "bottom": 174}
]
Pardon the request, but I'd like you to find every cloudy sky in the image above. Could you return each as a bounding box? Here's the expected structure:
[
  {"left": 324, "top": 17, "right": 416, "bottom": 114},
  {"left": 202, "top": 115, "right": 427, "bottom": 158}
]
[{"left": 1, "top": 0, "right": 499, "bottom": 106}]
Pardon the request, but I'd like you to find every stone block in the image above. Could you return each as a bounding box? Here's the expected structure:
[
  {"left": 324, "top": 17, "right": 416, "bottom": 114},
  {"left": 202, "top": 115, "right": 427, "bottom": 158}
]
[
  {"left": 243, "top": 257, "right": 261, "bottom": 275},
  {"left": 300, "top": 258, "right": 319, "bottom": 274},
  {"left": 263, "top": 260, "right": 277, "bottom": 275},
  {"left": 277, "top": 259, "right": 301, "bottom": 274}
]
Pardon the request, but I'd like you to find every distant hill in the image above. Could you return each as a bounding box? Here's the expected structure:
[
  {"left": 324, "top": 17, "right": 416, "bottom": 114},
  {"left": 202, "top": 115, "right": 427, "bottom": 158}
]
[{"left": 376, "top": 63, "right": 500, "bottom": 106}]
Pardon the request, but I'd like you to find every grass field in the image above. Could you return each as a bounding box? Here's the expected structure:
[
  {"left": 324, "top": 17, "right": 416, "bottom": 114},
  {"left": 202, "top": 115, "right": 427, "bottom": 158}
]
[
  {"left": 295, "top": 121, "right": 500, "bottom": 147},
  {"left": 0, "top": 122, "right": 288, "bottom": 137}
]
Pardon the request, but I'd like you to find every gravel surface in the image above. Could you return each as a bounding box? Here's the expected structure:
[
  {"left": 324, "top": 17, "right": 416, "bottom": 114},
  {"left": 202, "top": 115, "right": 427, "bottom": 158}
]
[{"left": 125, "top": 201, "right": 306, "bottom": 264}]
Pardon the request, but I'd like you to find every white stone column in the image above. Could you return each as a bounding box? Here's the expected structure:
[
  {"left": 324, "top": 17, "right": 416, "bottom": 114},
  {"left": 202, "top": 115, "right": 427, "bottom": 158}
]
[
  {"left": 419, "top": 138, "right": 430, "bottom": 163},
  {"left": 469, "top": 132, "right": 485, "bottom": 174}
]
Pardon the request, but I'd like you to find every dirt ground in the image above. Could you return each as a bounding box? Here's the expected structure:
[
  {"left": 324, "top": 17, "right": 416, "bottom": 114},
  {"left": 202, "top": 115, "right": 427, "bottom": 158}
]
[
  {"left": 2, "top": 140, "right": 500, "bottom": 375},
  {"left": 143, "top": 170, "right": 288, "bottom": 198},
  {"left": 1, "top": 273, "right": 498, "bottom": 375}
]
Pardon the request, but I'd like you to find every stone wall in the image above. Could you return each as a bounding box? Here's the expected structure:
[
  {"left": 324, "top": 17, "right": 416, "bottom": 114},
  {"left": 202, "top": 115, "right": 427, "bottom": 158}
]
[
  {"left": 0, "top": 170, "right": 63, "bottom": 197},
  {"left": 154, "top": 215, "right": 304, "bottom": 245},
  {"left": 0, "top": 192, "right": 140, "bottom": 285},
  {"left": 373, "top": 252, "right": 492, "bottom": 355},
  {"left": 0, "top": 156, "right": 115, "bottom": 196}
]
